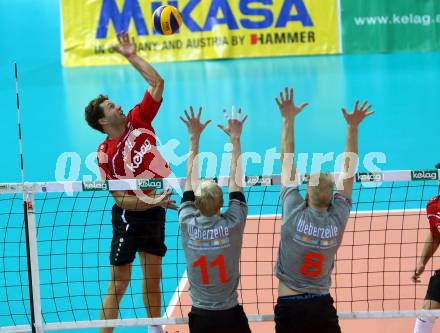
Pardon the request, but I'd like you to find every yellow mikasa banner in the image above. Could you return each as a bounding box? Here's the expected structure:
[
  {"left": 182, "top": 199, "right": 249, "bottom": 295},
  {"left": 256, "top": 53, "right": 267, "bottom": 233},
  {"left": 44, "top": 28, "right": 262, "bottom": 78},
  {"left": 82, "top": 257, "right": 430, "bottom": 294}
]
[{"left": 61, "top": 0, "right": 340, "bottom": 67}]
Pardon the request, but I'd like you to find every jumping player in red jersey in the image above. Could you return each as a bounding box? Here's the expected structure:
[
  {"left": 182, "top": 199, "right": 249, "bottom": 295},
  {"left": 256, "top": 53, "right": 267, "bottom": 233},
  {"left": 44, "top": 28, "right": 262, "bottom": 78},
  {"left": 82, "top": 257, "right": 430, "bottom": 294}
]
[
  {"left": 412, "top": 163, "right": 440, "bottom": 333},
  {"left": 84, "top": 32, "right": 176, "bottom": 333}
]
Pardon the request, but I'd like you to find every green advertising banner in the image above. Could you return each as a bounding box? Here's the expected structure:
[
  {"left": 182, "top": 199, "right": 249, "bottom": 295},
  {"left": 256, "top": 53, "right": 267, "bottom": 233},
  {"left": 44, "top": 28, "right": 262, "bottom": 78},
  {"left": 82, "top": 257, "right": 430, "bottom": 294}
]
[{"left": 342, "top": 0, "right": 440, "bottom": 53}]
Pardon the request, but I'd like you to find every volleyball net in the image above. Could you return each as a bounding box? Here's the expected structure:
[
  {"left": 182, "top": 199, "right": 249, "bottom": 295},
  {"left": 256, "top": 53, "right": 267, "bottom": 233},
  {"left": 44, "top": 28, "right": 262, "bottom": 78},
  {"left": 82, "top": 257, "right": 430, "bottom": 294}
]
[{"left": 0, "top": 169, "right": 439, "bottom": 332}]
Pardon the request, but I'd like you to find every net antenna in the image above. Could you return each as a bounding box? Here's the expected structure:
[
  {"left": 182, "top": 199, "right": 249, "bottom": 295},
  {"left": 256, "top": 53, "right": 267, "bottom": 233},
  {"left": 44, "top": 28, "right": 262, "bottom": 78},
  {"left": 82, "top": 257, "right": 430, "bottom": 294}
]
[
  {"left": 14, "top": 63, "right": 25, "bottom": 186},
  {"left": 14, "top": 62, "right": 43, "bottom": 333}
]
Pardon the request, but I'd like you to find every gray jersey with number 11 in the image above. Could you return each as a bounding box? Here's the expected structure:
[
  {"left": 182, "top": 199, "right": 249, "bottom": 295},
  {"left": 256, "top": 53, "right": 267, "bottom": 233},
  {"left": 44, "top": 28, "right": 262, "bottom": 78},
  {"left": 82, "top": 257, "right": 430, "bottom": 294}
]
[
  {"left": 275, "top": 186, "right": 352, "bottom": 294},
  {"left": 178, "top": 191, "right": 248, "bottom": 310}
]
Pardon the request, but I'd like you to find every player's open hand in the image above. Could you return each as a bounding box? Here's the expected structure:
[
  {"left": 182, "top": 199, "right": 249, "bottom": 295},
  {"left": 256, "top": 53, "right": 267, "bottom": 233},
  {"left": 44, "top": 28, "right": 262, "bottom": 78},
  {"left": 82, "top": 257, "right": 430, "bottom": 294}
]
[
  {"left": 342, "top": 100, "right": 374, "bottom": 128},
  {"left": 275, "top": 87, "right": 309, "bottom": 120},
  {"left": 113, "top": 32, "right": 136, "bottom": 58},
  {"left": 152, "top": 191, "right": 178, "bottom": 210},
  {"left": 180, "top": 106, "right": 211, "bottom": 139},
  {"left": 411, "top": 263, "right": 425, "bottom": 283},
  {"left": 218, "top": 106, "right": 247, "bottom": 140}
]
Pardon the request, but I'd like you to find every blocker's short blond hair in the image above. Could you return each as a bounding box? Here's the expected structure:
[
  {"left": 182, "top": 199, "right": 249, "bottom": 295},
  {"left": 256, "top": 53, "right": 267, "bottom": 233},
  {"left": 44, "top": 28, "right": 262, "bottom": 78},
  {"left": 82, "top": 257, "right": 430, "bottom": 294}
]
[
  {"left": 195, "top": 180, "right": 224, "bottom": 217},
  {"left": 307, "top": 173, "right": 334, "bottom": 209}
]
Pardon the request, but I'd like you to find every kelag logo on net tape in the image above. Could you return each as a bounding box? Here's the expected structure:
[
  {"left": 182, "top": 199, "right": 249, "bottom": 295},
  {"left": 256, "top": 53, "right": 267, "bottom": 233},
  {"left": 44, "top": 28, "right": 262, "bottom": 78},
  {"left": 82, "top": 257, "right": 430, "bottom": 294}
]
[
  {"left": 82, "top": 180, "right": 109, "bottom": 191},
  {"left": 411, "top": 170, "right": 438, "bottom": 181},
  {"left": 355, "top": 172, "right": 384, "bottom": 182},
  {"left": 0, "top": 184, "right": 20, "bottom": 193},
  {"left": 137, "top": 179, "right": 164, "bottom": 190},
  {"left": 245, "top": 176, "right": 272, "bottom": 186}
]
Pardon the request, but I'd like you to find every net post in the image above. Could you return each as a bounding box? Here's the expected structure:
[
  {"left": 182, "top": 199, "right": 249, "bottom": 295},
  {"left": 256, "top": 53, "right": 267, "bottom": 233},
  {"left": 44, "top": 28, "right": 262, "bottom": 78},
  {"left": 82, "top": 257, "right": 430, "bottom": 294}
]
[{"left": 23, "top": 190, "right": 43, "bottom": 333}]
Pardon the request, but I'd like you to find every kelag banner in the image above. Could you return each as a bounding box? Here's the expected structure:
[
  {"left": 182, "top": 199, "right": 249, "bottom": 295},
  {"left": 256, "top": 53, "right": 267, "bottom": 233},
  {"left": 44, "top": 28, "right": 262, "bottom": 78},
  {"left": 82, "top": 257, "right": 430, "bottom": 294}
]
[
  {"left": 61, "top": 0, "right": 340, "bottom": 67},
  {"left": 342, "top": 0, "right": 440, "bottom": 53}
]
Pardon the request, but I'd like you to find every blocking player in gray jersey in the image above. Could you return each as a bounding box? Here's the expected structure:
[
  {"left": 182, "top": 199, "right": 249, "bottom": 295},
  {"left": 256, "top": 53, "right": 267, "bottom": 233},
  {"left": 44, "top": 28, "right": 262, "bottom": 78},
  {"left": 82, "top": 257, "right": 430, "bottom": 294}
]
[
  {"left": 274, "top": 87, "right": 374, "bottom": 333},
  {"left": 178, "top": 107, "right": 252, "bottom": 333}
]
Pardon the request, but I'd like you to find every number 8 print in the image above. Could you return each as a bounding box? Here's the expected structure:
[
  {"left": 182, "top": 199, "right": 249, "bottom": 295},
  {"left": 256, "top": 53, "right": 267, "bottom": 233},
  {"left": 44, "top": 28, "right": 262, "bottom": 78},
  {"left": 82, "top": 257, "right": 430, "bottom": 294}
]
[{"left": 300, "top": 252, "right": 324, "bottom": 278}]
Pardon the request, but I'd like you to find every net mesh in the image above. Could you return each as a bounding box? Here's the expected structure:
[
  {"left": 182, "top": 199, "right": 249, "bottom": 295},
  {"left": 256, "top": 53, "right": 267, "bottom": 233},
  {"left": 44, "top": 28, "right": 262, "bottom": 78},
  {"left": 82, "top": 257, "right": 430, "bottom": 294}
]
[
  {"left": 0, "top": 194, "right": 31, "bottom": 328},
  {"left": 0, "top": 173, "right": 439, "bottom": 331}
]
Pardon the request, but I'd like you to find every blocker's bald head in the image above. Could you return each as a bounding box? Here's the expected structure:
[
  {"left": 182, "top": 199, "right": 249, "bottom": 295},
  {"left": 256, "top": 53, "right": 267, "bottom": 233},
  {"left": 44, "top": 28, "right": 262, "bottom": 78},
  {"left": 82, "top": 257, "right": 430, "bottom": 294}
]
[{"left": 307, "top": 173, "right": 334, "bottom": 209}]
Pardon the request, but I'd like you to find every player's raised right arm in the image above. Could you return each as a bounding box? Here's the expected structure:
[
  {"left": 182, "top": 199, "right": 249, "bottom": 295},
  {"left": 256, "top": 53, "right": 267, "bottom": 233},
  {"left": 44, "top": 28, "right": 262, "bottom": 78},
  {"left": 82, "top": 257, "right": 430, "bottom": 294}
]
[{"left": 113, "top": 32, "right": 164, "bottom": 102}]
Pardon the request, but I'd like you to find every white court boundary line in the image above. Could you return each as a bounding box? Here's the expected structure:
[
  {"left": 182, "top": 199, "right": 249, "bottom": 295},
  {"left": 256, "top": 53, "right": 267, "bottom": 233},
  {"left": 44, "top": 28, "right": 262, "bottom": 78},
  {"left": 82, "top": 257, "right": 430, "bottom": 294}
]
[{"left": 163, "top": 271, "right": 188, "bottom": 320}]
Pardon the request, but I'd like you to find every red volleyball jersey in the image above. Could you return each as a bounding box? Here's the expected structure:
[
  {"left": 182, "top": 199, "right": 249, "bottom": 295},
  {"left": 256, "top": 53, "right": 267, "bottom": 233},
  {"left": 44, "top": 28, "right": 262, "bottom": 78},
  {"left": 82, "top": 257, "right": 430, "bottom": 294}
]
[
  {"left": 427, "top": 196, "right": 440, "bottom": 235},
  {"left": 97, "top": 90, "right": 170, "bottom": 192}
]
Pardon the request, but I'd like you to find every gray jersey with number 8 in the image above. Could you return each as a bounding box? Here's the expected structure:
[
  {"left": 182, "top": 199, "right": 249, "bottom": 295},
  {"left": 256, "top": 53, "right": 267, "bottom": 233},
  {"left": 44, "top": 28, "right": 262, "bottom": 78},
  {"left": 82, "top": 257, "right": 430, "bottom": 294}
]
[{"left": 275, "top": 186, "right": 351, "bottom": 294}]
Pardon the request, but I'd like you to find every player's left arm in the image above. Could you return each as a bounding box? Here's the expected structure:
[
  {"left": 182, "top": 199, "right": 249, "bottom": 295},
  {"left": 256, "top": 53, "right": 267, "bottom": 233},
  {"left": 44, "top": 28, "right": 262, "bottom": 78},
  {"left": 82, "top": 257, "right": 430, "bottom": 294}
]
[
  {"left": 113, "top": 32, "right": 164, "bottom": 102},
  {"left": 111, "top": 190, "right": 177, "bottom": 211},
  {"left": 412, "top": 232, "right": 440, "bottom": 282},
  {"left": 276, "top": 87, "right": 308, "bottom": 187},
  {"left": 218, "top": 107, "right": 248, "bottom": 194},
  {"left": 178, "top": 107, "right": 210, "bottom": 222},
  {"left": 180, "top": 107, "right": 211, "bottom": 192},
  {"left": 336, "top": 101, "right": 374, "bottom": 201},
  {"left": 217, "top": 107, "right": 248, "bottom": 225}
]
